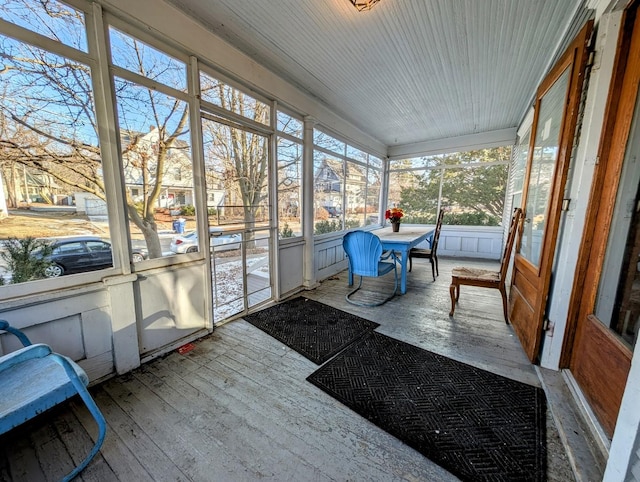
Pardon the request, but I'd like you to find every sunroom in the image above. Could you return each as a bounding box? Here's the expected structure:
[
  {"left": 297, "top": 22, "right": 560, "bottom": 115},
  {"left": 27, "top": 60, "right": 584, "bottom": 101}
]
[{"left": 1, "top": 0, "right": 639, "bottom": 480}]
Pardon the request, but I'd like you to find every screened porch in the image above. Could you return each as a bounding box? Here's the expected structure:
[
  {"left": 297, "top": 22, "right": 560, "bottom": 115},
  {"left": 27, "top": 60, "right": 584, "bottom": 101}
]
[{"left": 2, "top": 0, "right": 640, "bottom": 480}]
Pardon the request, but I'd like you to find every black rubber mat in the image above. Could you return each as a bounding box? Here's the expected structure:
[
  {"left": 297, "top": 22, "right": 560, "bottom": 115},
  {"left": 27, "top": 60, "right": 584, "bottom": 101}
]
[
  {"left": 243, "top": 297, "right": 380, "bottom": 365},
  {"left": 307, "top": 331, "right": 547, "bottom": 481}
]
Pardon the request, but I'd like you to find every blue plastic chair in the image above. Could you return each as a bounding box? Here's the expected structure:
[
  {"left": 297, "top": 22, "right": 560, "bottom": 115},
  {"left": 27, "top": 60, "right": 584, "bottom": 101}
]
[
  {"left": 0, "top": 320, "right": 107, "bottom": 482},
  {"left": 343, "top": 230, "right": 399, "bottom": 306}
]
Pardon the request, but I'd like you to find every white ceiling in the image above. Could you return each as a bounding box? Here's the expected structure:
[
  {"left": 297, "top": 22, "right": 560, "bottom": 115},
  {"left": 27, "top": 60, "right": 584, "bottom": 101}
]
[{"left": 166, "top": 0, "right": 585, "bottom": 149}]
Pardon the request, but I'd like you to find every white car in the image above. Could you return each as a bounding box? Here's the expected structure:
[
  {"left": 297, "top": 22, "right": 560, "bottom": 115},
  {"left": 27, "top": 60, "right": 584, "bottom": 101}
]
[{"left": 170, "top": 228, "right": 242, "bottom": 254}]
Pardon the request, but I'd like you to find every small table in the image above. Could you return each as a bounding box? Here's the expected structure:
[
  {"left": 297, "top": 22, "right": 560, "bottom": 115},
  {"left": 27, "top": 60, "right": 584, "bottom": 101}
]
[{"left": 375, "top": 226, "right": 435, "bottom": 294}]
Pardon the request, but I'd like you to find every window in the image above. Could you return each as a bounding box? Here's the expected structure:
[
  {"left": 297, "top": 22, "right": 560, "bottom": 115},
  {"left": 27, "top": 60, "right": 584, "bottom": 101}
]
[
  {"left": 345, "top": 161, "right": 367, "bottom": 229},
  {"left": 277, "top": 111, "right": 302, "bottom": 238},
  {"left": 0, "top": 3, "right": 118, "bottom": 286},
  {"left": 314, "top": 130, "right": 345, "bottom": 154},
  {"left": 277, "top": 111, "right": 302, "bottom": 139},
  {"left": 0, "top": 0, "right": 88, "bottom": 51},
  {"left": 110, "top": 26, "right": 187, "bottom": 92},
  {"left": 200, "top": 71, "right": 270, "bottom": 126},
  {"left": 313, "top": 152, "right": 343, "bottom": 234},
  {"left": 312, "top": 128, "right": 384, "bottom": 235},
  {"left": 53, "top": 242, "right": 85, "bottom": 255},
  {"left": 389, "top": 147, "right": 510, "bottom": 225},
  {"left": 86, "top": 241, "right": 110, "bottom": 252},
  {"left": 109, "top": 27, "right": 195, "bottom": 260}
]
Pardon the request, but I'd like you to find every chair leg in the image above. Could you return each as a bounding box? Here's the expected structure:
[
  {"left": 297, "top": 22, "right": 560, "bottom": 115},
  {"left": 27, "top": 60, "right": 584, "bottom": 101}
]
[
  {"left": 409, "top": 255, "right": 412, "bottom": 272},
  {"left": 449, "top": 282, "right": 457, "bottom": 316},
  {"left": 430, "top": 258, "right": 436, "bottom": 281},
  {"left": 499, "top": 285, "right": 509, "bottom": 324},
  {"left": 346, "top": 274, "right": 397, "bottom": 307},
  {"left": 53, "top": 354, "right": 107, "bottom": 482},
  {"left": 434, "top": 255, "right": 439, "bottom": 277}
]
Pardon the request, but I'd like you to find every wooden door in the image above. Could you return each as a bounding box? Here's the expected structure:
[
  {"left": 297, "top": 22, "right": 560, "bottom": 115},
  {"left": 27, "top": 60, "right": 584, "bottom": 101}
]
[
  {"left": 509, "top": 22, "right": 593, "bottom": 362},
  {"left": 562, "top": 1, "right": 640, "bottom": 438}
]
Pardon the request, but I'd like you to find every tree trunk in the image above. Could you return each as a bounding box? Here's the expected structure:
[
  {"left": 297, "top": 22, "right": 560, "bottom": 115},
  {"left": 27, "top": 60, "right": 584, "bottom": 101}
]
[{"left": 140, "top": 220, "right": 163, "bottom": 259}]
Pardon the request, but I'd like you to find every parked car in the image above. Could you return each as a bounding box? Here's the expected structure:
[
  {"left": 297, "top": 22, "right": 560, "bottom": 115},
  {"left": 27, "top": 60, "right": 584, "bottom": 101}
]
[
  {"left": 38, "top": 236, "right": 148, "bottom": 278},
  {"left": 323, "top": 206, "right": 341, "bottom": 218},
  {"left": 170, "top": 227, "right": 242, "bottom": 254}
]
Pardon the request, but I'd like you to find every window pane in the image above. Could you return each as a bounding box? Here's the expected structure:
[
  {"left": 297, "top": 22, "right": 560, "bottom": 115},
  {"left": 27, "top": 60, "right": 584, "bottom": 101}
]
[
  {"left": 390, "top": 155, "right": 442, "bottom": 170},
  {"left": 440, "top": 165, "right": 508, "bottom": 225},
  {"left": 366, "top": 168, "right": 381, "bottom": 226},
  {"left": 346, "top": 146, "right": 367, "bottom": 164},
  {"left": 115, "top": 77, "right": 194, "bottom": 259},
  {"left": 391, "top": 147, "right": 509, "bottom": 226},
  {"left": 513, "top": 132, "right": 530, "bottom": 196},
  {"left": 109, "top": 27, "right": 187, "bottom": 92},
  {"left": 0, "top": 0, "right": 88, "bottom": 52},
  {"left": 0, "top": 34, "right": 116, "bottom": 285},
  {"left": 369, "top": 156, "right": 383, "bottom": 169},
  {"left": 595, "top": 111, "right": 640, "bottom": 350},
  {"left": 520, "top": 68, "right": 571, "bottom": 267},
  {"left": 277, "top": 137, "right": 302, "bottom": 237},
  {"left": 277, "top": 111, "right": 302, "bottom": 138},
  {"left": 201, "top": 119, "right": 270, "bottom": 228},
  {"left": 200, "top": 72, "right": 270, "bottom": 126},
  {"left": 314, "top": 151, "right": 343, "bottom": 234},
  {"left": 345, "top": 161, "right": 366, "bottom": 229},
  {"left": 393, "top": 169, "right": 439, "bottom": 224},
  {"left": 314, "top": 130, "right": 345, "bottom": 155}
]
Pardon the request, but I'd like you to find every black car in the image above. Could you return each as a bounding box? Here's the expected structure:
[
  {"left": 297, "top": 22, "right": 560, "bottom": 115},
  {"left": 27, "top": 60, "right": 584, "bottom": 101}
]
[{"left": 40, "top": 236, "right": 147, "bottom": 278}]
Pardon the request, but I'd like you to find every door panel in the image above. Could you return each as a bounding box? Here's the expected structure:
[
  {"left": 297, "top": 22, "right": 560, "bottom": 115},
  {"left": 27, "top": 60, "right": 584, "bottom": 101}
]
[
  {"left": 511, "top": 266, "right": 537, "bottom": 304},
  {"left": 572, "top": 317, "right": 632, "bottom": 435},
  {"left": 201, "top": 117, "right": 273, "bottom": 322},
  {"left": 566, "top": 3, "right": 640, "bottom": 437},
  {"left": 510, "top": 21, "right": 593, "bottom": 362}
]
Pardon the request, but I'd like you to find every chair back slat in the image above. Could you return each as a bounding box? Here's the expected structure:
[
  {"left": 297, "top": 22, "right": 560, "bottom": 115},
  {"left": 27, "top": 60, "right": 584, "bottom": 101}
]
[
  {"left": 499, "top": 208, "right": 523, "bottom": 280},
  {"left": 343, "top": 231, "right": 384, "bottom": 277},
  {"left": 430, "top": 208, "right": 445, "bottom": 257}
]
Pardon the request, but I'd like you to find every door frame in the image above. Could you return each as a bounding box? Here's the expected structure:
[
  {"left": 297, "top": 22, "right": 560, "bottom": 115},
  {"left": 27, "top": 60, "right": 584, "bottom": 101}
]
[{"left": 559, "top": 0, "right": 640, "bottom": 437}]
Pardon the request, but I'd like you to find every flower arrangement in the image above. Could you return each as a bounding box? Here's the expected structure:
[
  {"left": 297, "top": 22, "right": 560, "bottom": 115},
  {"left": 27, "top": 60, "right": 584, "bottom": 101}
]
[{"left": 385, "top": 207, "right": 404, "bottom": 223}]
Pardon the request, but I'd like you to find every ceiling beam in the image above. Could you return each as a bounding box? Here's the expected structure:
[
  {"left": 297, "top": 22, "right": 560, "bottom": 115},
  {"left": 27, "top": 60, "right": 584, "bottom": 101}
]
[{"left": 387, "top": 128, "right": 518, "bottom": 159}]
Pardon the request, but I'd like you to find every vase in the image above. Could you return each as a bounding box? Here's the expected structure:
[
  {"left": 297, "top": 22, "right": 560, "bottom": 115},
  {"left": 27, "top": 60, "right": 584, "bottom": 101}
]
[{"left": 391, "top": 222, "right": 400, "bottom": 232}]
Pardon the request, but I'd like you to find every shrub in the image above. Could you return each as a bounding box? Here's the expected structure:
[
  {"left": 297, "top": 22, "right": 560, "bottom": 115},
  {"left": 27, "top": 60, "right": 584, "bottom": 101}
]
[
  {"left": 314, "top": 220, "right": 341, "bottom": 234},
  {"left": 280, "top": 223, "right": 294, "bottom": 238},
  {"left": 345, "top": 219, "right": 361, "bottom": 229},
  {"left": 0, "top": 237, "right": 54, "bottom": 284},
  {"left": 315, "top": 207, "right": 329, "bottom": 220},
  {"left": 181, "top": 204, "right": 196, "bottom": 216},
  {"left": 445, "top": 212, "right": 500, "bottom": 226}
]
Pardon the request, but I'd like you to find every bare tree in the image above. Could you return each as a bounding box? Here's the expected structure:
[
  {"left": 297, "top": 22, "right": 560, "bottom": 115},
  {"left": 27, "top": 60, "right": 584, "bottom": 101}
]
[
  {"left": 0, "top": 5, "right": 190, "bottom": 259},
  {"left": 201, "top": 81, "right": 270, "bottom": 245}
]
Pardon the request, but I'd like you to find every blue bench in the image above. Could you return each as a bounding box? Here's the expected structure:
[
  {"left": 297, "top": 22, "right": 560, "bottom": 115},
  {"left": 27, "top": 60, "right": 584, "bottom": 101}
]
[{"left": 0, "top": 320, "right": 106, "bottom": 481}]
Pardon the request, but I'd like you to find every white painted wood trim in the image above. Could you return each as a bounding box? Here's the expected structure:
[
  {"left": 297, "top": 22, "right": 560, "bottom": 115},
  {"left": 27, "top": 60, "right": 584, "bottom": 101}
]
[{"left": 387, "top": 128, "right": 517, "bottom": 159}]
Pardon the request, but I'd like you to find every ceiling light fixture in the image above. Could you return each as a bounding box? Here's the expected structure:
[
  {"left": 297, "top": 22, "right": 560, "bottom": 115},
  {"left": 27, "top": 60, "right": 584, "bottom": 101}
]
[{"left": 350, "top": 0, "right": 380, "bottom": 12}]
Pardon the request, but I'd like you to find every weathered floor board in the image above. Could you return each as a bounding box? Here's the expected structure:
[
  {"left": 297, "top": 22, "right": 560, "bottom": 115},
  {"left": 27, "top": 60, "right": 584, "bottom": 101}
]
[{"left": 0, "top": 258, "right": 579, "bottom": 481}]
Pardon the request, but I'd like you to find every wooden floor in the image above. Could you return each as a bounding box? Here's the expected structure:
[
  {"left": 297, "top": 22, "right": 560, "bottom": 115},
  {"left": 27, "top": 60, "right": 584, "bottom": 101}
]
[{"left": 1, "top": 257, "right": 589, "bottom": 481}]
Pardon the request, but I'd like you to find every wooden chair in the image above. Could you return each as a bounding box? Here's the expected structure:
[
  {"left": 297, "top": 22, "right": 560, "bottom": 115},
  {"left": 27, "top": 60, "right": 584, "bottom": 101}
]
[
  {"left": 0, "top": 320, "right": 107, "bottom": 482},
  {"left": 343, "top": 230, "right": 399, "bottom": 306},
  {"left": 409, "top": 208, "right": 445, "bottom": 281},
  {"left": 449, "top": 208, "right": 523, "bottom": 322}
]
